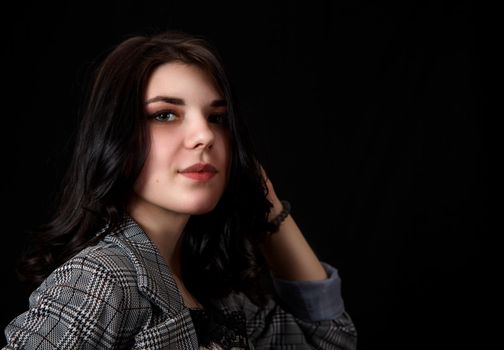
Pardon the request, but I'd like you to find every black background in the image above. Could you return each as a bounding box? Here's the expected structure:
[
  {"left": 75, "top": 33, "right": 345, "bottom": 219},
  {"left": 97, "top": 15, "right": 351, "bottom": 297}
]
[{"left": 1, "top": 1, "right": 490, "bottom": 349}]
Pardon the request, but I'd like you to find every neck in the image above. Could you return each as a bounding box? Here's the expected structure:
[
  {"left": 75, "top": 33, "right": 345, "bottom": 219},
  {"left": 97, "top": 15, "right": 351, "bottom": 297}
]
[{"left": 127, "top": 194, "right": 190, "bottom": 273}]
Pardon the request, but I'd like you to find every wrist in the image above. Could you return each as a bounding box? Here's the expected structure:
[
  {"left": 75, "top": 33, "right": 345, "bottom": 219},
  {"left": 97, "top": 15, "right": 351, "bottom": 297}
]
[
  {"left": 267, "top": 200, "right": 291, "bottom": 234},
  {"left": 268, "top": 199, "right": 284, "bottom": 221}
]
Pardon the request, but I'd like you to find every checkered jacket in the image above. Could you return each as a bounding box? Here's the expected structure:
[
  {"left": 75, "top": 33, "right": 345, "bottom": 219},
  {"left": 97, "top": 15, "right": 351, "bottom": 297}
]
[{"left": 3, "top": 216, "right": 357, "bottom": 349}]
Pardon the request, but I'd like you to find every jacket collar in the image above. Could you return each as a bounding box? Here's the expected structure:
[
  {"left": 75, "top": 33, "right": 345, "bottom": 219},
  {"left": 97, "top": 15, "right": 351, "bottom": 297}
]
[{"left": 103, "top": 214, "right": 185, "bottom": 317}]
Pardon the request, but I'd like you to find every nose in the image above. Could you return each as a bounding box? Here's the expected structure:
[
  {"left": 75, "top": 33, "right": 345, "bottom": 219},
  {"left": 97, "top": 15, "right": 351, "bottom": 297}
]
[{"left": 184, "top": 112, "right": 215, "bottom": 151}]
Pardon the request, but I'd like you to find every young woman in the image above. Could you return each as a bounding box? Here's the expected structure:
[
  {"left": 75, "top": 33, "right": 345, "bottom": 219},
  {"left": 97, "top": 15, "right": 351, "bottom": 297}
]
[{"left": 3, "top": 30, "right": 357, "bottom": 349}]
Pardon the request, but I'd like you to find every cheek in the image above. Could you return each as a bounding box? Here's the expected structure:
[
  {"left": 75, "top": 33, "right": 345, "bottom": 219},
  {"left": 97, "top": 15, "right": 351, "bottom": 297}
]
[
  {"left": 151, "top": 125, "right": 180, "bottom": 158},
  {"left": 136, "top": 130, "right": 179, "bottom": 186},
  {"left": 216, "top": 131, "right": 231, "bottom": 165},
  {"left": 147, "top": 145, "right": 178, "bottom": 178}
]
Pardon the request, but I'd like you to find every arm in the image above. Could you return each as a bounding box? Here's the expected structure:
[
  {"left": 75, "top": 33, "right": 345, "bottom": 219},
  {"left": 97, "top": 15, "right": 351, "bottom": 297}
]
[
  {"left": 259, "top": 167, "right": 327, "bottom": 282},
  {"left": 248, "top": 166, "right": 357, "bottom": 349}
]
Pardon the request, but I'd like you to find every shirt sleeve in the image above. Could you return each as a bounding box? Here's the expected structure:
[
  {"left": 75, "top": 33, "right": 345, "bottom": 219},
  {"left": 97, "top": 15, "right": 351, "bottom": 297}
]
[
  {"left": 270, "top": 262, "right": 344, "bottom": 322},
  {"left": 223, "top": 262, "right": 357, "bottom": 350}
]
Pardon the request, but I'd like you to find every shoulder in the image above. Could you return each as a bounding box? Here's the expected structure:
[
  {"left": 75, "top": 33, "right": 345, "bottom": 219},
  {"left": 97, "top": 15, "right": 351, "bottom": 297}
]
[
  {"left": 6, "top": 242, "right": 152, "bottom": 349},
  {"left": 30, "top": 239, "right": 154, "bottom": 328},
  {"left": 39, "top": 239, "right": 142, "bottom": 307},
  {"left": 59, "top": 239, "right": 137, "bottom": 279}
]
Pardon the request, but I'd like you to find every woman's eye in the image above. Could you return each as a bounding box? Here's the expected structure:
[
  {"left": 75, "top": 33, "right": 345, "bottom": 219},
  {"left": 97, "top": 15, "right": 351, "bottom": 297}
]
[
  {"left": 208, "top": 113, "right": 228, "bottom": 126},
  {"left": 152, "top": 111, "right": 177, "bottom": 122}
]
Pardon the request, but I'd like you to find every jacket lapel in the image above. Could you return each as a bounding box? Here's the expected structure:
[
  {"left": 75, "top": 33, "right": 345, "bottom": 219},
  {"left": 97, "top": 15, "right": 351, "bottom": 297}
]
[{"left": 104, "top": 215, "right": 185, "bottom": 317}]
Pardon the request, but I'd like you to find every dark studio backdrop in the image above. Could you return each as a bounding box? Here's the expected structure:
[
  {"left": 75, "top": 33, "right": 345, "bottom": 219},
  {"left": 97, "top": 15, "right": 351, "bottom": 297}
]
[{"left": 1, "top": 1, "right": 489, "bottom": 349}]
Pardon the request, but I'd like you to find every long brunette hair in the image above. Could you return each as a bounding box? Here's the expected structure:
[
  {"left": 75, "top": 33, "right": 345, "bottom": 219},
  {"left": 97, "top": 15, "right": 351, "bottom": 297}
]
[{"left": 18, "top": 31, "right": 272, "bottom": 306}]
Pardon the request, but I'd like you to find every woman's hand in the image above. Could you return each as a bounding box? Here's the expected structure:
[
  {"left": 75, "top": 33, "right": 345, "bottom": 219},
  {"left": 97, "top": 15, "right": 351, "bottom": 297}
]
[{"left": 259, "top": 165, "right": 284, "bottom": 221}]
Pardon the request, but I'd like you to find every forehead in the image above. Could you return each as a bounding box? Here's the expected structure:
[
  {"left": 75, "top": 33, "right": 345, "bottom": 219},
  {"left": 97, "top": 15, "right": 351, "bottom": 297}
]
[{"left": 145, "top": 62, "right": 222, "bottom": 102}]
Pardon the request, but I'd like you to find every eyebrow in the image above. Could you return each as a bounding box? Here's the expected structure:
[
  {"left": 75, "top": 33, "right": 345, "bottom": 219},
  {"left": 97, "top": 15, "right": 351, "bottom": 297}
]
[{"left": 145, "top": 96, "right": 227, "bottom": 107}]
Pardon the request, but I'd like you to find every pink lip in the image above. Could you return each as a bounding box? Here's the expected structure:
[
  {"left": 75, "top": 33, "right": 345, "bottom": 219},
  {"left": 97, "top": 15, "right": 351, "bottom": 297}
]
[
  {"left": 179, "top": 162, "right": 218, "bottom": 182},
  {"left": 180, "top": 172, "right": 216, "bottom": 181},
  {"left": 179, "top": 162, "right": 218, "bottom": 173}
]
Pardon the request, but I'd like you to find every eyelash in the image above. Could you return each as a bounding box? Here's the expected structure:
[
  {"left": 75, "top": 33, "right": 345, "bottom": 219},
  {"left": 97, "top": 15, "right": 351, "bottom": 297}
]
[{"left": 149, "top": 110, "right": 229, "bottom": 126}]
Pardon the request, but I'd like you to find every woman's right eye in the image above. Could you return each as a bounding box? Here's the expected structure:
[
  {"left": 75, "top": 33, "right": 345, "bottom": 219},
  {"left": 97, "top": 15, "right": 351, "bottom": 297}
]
[{"left": 151, "top": 111, "right": 178, "bottom": 122}]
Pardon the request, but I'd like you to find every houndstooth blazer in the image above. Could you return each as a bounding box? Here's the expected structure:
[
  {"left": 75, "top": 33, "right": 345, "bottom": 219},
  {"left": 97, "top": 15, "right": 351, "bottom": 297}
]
[{"left": 3, "top": 216, "right": 357, "bottom": 349}]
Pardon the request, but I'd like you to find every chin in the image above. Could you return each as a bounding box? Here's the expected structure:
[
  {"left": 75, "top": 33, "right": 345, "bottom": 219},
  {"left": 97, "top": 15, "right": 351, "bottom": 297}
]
[{"left": 187, "top": 201, "right": 219, "bottom": 215}]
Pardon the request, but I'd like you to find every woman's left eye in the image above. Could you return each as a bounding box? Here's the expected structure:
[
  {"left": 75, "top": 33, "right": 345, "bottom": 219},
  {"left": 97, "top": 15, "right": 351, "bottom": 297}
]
[
  {"left": 208, "top": 113, "right": 228, "bottom": 126},
  {"left": 152, "top": 111, "right": 177, "bottom": 122}
]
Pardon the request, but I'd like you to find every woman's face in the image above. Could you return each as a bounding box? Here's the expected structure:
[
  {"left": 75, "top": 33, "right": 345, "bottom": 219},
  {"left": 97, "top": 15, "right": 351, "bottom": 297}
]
[{"left": 132, "top": 62, "right": 231, "bottom": 216}]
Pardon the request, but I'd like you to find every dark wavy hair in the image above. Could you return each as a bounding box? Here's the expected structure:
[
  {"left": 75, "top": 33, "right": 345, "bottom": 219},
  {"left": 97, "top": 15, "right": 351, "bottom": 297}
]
[{"left": 18, "top": 30, "right": 273, "bottom": 306}]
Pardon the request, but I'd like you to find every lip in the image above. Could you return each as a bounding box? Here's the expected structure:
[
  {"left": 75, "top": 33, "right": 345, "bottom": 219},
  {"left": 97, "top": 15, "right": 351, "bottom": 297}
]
[
  {"left": 179, "top": 162, "right": 218, "bottom": 173},
  {"left": 179, "top": 162, "right": 218, "bottom": 182}
]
